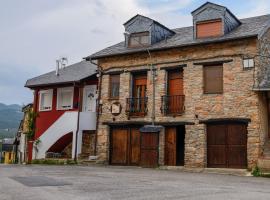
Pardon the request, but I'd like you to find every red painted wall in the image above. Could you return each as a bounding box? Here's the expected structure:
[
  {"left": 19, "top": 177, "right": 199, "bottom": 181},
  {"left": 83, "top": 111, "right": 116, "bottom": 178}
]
[{"left": 34, "top": 86, "right": 80, "bottom": 139}]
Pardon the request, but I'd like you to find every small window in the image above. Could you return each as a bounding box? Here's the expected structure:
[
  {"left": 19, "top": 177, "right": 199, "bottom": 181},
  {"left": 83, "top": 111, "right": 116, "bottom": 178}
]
[
  {"left": 243, "top": 58, "right": 254, "bottom": 69},
  {"left": 204, "top": 65, "right": 223, "bottom": 94},
  {"left": 57, "top": 87, "right": 74, "bottom": 110},
  {"left": 109, "top": 74, "right": 120, "bottom": 99},
  {"left": 196, "top": 19, "right": 222, "bottom": 38},
  {"left": 39, "top": 89, "right": 53, "bottom": 111},
  {"left": 129, "top": 32, "right": 149, "bottom": 47}
]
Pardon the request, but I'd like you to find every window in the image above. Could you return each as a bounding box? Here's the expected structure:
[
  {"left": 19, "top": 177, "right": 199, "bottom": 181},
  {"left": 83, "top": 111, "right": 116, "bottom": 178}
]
[
  {"left": 57, "top": 87, "right": 74, "bottom": 110},
  {"left": 243, "top": 58, "right": 254, "bottom": 69},
  {"left": 39, "top": 89, "right": 53, "bottom": 111},
  {"left": 204, "top": 65, "right": 223, "bottom": 94},
  {"left": 129, "top": 32, "right": 149, "bottom": 47},
  {"left": 196, "top": 19, "right": 222, "bottom": 38},
  {"left": 109, "top": 74, "right": 120, "bottom": 99}
]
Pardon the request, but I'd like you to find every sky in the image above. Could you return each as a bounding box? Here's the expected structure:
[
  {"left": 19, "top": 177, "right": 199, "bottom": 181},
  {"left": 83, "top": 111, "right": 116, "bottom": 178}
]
[{"left": 0, "top": 0, "right": 270, "bottom": 105}]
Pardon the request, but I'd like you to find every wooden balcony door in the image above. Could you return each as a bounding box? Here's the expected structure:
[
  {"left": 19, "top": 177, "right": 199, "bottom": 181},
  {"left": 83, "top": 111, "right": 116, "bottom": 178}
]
[
  {"left": 167, "top": 70, "right": 184, "bottom": 114},
  {"left": 132, "top": 74, "right": 147, "bottom": 115}
]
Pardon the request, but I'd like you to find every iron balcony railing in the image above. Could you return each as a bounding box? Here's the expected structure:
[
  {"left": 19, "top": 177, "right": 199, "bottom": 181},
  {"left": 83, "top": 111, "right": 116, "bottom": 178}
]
[
  {"left": 161, "top": 95, "right": 185, "bottom": 115},
  {"left": 126, "top": 97, "right": 148, "bottom": 116}
]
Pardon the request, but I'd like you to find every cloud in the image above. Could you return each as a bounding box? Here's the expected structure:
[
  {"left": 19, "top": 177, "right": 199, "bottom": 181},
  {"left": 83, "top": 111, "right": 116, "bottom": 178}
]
[{"left": 239, "top": 0, "right": 270, "bottom": 18}]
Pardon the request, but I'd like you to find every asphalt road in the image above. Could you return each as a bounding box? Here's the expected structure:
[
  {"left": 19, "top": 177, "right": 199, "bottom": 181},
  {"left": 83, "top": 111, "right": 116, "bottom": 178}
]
[{"left": 0, "top": 164, "right": 269, "bottom": 200}]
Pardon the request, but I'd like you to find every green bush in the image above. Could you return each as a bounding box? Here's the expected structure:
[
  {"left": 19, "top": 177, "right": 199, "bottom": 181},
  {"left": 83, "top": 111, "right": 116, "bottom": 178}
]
[{"left": 252, "top": 166, "right": 262, "bottom": 177}]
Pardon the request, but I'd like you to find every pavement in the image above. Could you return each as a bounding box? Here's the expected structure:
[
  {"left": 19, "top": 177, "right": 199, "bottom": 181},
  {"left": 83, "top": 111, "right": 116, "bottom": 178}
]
[{"left": 0, "top": 164, "right": 270, "bottom": 200}]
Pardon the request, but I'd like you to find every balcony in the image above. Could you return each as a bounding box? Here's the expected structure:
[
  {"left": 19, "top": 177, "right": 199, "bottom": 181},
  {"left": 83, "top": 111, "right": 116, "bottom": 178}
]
[
  {"left": 161, "top": 95, "right": 185, "bottom": 115},
  {"left": 126, "top": 97, "right": 148, "bottom": 116}
]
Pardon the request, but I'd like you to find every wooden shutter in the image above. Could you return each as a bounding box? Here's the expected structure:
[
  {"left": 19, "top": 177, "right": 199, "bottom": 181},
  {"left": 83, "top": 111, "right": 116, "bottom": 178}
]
[
  {"left": 204, "top": 65, "right": 223, "bottom": 94},
  {"left": 197, "top": 19, "right": 222, "bottom": 38}
]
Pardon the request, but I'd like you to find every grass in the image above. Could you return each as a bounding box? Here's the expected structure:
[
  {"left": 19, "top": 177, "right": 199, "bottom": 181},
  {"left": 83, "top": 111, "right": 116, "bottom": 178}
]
[
  {"left": 31, "top": 159, "right": 77, "bottom": 165},
  {"left": 252, "top": 166, "right": 270, "bottom": 178}
]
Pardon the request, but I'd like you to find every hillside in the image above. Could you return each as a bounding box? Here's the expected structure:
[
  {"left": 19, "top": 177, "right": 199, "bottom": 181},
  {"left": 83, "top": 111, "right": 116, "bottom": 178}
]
[{"left": 0, "top": 103, "right": 23, "bottom": 138}]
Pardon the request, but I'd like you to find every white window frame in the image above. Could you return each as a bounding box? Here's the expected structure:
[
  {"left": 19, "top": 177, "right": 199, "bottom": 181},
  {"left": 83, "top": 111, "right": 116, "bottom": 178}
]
[
  {"left": 57, "top": 87, "right": 74, "bottom": 110},
  {"left": 243, "top": 58, "right": 255, "bottom": 69},
  {"left": 39, "top": 89, "right": 53, "bottom": 112}
]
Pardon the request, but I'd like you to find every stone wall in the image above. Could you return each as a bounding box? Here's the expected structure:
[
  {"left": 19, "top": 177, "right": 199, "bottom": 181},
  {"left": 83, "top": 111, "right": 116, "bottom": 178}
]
[{"left": 96, "top": 38, "right": 264, "bottom": 168}]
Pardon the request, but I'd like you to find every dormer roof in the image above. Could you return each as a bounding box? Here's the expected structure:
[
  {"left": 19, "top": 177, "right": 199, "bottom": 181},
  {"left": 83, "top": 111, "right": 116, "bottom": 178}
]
[
  {"left": 124, "top": 14, "right": 175, "bottom": 34},
  {"left": 191, "top": 2, "right": 241, "bottom": 24}
]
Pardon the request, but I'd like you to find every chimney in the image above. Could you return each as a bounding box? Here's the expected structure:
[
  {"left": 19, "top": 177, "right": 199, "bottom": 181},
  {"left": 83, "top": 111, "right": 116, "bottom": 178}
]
[{"left": 56, "top": 60, "right": 60, "bottom": 76}]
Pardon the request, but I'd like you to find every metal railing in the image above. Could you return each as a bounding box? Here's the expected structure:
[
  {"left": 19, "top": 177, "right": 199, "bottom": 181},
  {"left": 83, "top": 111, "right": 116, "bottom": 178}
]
[
  {"left": 161, "top": 95, "right": 185, "bottom": 115},
  {"left": 126, "top": 97, "right": 148, "bottom": 116}
]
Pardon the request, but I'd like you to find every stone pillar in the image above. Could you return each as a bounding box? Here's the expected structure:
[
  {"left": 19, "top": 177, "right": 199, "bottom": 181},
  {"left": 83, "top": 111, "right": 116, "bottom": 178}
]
[
  {"left": 185, "top": 123, "right": 206, "bottom": 168},
  {"left": 96, "top": 124, "right": 110, "bottom": 164},
  {"left": 159, "top": 128, "right": 165, "bottom": 166}
]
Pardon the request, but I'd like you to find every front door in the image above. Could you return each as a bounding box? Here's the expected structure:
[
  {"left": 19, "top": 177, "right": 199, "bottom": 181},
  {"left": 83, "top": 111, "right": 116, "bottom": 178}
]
[
  {"left": 165, "top": 127, "right": 177, "bottom": 166},
  {"left": 140, "top": 132, "right": 159, "bottom": 168},
  {"left": 83, "top": 85, "right": 97, "bottom": 112},
  {"left": 165, "top": 126, "right": 185, "bottom": 166}
]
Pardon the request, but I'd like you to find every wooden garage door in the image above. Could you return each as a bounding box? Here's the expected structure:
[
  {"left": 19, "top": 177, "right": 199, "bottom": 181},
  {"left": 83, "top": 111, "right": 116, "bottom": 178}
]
[
  {"left": 140, "top": 132, "right": 159, "bottom": 168},
  {"left": 207, "top": 123, "right": 247, "bottom": 169},
  {"left": 110, "top": 128, "right": 140, "bottom": 165}
]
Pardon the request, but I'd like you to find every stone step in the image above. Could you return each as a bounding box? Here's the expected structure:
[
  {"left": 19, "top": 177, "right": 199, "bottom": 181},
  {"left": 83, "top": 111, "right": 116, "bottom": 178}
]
[{"left": 258, "top": 158, "right": 270, "bottom": 172}]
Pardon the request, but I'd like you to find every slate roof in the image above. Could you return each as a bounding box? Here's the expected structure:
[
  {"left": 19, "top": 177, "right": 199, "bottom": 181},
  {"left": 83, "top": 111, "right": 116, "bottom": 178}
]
[
  {"left": 25, "top": 61, "right": 97, "bottom": 88},
  {"left": 87, "top": 14, "right": 270, "bottom": 60}
]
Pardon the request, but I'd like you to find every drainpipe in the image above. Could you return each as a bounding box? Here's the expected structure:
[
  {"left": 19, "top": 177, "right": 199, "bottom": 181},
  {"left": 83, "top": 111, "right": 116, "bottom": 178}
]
[
  {"left": 89, "top": 58, "right": 102, "bottom": 156},
  {"left": 74, "top": 83, "right": 81, "bottom": 162}
]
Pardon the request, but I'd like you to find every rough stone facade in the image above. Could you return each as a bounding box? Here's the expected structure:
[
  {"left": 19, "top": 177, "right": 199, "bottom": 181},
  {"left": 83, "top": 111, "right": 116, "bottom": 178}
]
[{"left": 96, "top": 37, "right": 268, "bottom": 169}]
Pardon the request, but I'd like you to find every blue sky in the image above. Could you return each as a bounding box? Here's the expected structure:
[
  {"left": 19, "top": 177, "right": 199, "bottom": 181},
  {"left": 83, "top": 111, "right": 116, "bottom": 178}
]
[{"left": 0, "top": 0, "right": 270, "bottom": 105}]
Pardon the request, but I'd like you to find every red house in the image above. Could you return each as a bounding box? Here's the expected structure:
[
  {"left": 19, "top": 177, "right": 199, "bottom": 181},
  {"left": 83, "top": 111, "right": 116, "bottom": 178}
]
[{"left": 25, "top": 61, "right": 98, "bottom": 161}]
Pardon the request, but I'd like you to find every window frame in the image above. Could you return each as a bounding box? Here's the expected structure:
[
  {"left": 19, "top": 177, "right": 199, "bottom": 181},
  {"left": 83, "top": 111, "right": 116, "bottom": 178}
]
[
  {"left": 243, "top": 58, "right": 255, "bottom": 69},
  {"left": 39, "top": 89, "right": 53, "bottom": 112},
  {"left": 203, "top": 65, "right": 223, "bottom": 94},
  {"left": 128, "top": 32, "right": 150, "bottom": 48},
  {"left": 109, "top": 74, "right": 120, "bottom": 100},
  {"left": 56, "top": 87, "right": 74, "bottom": 110}
]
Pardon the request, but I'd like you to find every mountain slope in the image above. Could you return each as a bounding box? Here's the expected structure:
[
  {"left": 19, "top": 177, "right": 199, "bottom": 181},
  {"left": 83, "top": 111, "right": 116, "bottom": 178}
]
[{"left": 0, "top": 103, "right": 23, "bottom": 138}]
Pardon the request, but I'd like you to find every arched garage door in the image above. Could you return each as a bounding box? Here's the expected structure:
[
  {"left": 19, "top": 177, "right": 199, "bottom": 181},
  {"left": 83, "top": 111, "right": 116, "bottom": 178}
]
[{"left": 207, "top": 123, "right": 247, "bottom": 169}]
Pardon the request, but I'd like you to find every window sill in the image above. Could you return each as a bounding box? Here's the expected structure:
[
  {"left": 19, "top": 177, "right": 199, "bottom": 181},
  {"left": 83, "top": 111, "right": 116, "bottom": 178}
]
[
  {"left": 39, "top": 109, "right": 52, "bottom": 112},
  {"left": 56, "top": 107, "right": 73, "bottom": 111}
]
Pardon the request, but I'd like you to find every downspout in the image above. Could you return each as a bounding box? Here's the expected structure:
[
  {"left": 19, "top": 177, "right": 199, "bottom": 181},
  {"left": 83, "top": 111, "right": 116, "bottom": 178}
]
[
  {"left": 89, "top": 58, "right": 102, "bottom": 156},
  {"left": 74, "top": 82, "right": 81, "bottom": 162}
]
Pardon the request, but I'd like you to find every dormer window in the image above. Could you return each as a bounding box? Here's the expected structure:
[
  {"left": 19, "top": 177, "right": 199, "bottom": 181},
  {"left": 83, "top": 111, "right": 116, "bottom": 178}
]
[
  {"left": 196, "top": 19, "right": 222, "bottom": 39},
  {"left": 128, "top": 32, "right": 149, "bottom": 47}
]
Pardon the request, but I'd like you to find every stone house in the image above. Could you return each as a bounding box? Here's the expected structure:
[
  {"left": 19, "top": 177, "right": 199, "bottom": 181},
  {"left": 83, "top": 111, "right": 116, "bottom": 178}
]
[{"left": 86, "top": 2, "right": 270, "bottom": 169}]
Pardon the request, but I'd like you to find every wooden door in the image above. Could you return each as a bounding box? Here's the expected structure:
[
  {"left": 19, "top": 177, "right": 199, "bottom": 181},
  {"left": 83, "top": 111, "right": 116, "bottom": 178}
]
[
  {"left": 133, "top": 74, "right": 147, "bottom": 115},
  {"left": 167, "top": 70, "right": 183, "bottom": 114},
  {"left": 207, "top": 124, "right": 227, "bottom": 168},
  {"left": 165, "top": 127, "right": 177, "bottom": 166},
  {"left": 227, "top": 124, "right": 247, "bottom": 168},
  {"left": 130, "top": 128, "right": 140, "bottom": 165},
  {"left": 111, "top": 128, "right": 128, "bottom": 165},
  {"left": 207, "top": 123, "right": 247, "bottom": 169},
  {"left": 140, "top": 132, "right": 159, "bottom": 168}
]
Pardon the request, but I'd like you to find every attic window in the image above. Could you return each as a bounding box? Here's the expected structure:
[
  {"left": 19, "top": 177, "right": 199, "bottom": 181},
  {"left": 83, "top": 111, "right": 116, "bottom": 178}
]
[
  {"left": 129, "top": 32, "right": 149, "bottom": 47},
  {"left": 196, "top": 19, "right": 222, "bottom": 38}
]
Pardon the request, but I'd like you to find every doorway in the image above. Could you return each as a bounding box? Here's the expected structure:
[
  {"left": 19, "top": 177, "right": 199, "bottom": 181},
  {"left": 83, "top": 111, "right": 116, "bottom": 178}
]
[
  {"left": 83, "top": 85, "right": 97, "bottom": 112},
  {"left": 165, "top": 126, "right": 185, "bottom": 166}
]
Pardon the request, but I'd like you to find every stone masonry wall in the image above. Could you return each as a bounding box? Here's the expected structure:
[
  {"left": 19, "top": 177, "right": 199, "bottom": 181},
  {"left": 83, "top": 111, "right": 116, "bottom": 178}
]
[{"left": 96, "top": 38, "right": 263, "bottom": 168}]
